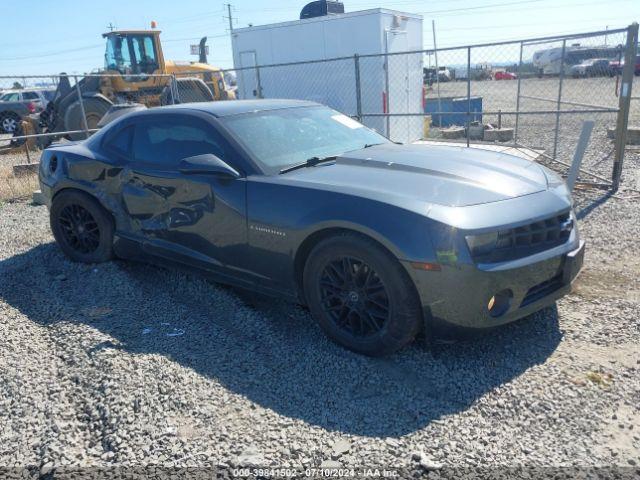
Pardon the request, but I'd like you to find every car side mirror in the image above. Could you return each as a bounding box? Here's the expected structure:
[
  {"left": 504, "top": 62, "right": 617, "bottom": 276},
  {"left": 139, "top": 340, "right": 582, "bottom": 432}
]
[{"left": 178, "top": 154, "right": 240, "bottom": 178}]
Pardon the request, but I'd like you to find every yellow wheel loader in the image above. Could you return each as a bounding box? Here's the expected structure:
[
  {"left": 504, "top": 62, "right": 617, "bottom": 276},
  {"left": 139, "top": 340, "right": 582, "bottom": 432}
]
[{"left": 38, "top": 29, "right": 234, "bottom": 143}]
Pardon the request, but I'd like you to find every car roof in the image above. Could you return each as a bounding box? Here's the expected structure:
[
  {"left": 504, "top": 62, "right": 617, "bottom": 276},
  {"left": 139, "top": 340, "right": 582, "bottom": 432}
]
[{"left": 157, "top": 99, "right": 321, "bottom": 118}]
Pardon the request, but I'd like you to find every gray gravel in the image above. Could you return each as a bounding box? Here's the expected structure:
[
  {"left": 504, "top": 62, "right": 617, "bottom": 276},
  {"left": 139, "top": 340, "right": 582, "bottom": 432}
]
[{"left": 0, "top": 187, "right": 639, "bottom": 477}]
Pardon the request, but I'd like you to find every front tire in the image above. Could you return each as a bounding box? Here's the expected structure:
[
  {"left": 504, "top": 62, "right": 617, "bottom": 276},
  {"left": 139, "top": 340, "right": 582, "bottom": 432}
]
[
  {"left": 50, "top": 190, "right": 114, "bottom": 263},
  {"left": 303, "top": 233, "right": 422, "bottom": 356}
]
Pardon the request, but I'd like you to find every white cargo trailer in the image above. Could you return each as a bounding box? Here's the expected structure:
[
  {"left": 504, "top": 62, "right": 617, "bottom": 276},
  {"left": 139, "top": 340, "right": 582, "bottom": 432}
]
[{"left": 231, "top": 8, "right": 423, "bottom": 143}]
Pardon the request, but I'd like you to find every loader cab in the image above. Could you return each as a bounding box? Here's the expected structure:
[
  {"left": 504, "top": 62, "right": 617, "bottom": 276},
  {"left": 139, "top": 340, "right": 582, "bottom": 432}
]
[{"left": 103, "top": 31, "right": 166, "bottom": 80}]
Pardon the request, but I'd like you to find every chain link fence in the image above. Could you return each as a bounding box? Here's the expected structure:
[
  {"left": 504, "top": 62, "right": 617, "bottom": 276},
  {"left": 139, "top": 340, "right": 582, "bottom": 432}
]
[{"left": 1, "top": 24, "right": 637, "bottom": 201}]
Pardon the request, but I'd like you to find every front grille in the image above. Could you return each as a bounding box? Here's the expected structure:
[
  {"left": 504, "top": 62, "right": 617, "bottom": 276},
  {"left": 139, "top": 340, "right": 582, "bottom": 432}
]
[
  {"left": 520, "top": 274, "right": 563, "bottom": 307},
  {"left": 473, "top": 210, "right": 573, "bottom": 263}
]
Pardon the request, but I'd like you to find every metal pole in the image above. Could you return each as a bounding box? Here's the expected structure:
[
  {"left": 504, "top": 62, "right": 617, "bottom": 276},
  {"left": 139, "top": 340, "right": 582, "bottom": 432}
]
[
  {"left": 612, "top": 22, "right": 639, "bottom": 191},
  {"left": 514, "top": 41, "right": 524, "bottom": 143},
  {"left": 255, "top": 65, "right": 263, "bottom": 98},
  {"left": 552, "top": 39, "right": 566, "bottom": 160},
  {"left": 432, "top": 20, "right": 442, "bottom": 127},
  {"left": 466, "top": 46, "right": 471, "bottom": 148},
  {"left": 225, "top": 3, "right": 234, "bottom": 33},
  {"left": 567, "top": 121, "right": 594, "bottom": 191},
  {"left": 384, "top": 33, "right": 391, "bottom": 137},
  {"left": 354, "top": 54, "right": 363, "bottom": 122},
  {"left": 73, "top": 75, "right": 90, "bottom": 139}
]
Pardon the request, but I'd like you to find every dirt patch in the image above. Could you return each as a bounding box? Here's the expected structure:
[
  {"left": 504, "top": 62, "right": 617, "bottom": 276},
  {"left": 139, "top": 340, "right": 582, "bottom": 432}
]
[{"left": 572, "top": 259, "right": 640, "bottom": 303}]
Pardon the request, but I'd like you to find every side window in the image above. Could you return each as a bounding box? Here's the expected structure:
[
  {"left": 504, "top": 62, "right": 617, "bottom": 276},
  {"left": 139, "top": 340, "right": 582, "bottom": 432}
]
[
  {"left": 22, "top": 92, "right": 39, "bottom": 100},
  {"left": 104, "top": 126, "right": 133, "bottom": 158},
  {"left": 132, "top": 118, "right": 226, "bottom": 167}
]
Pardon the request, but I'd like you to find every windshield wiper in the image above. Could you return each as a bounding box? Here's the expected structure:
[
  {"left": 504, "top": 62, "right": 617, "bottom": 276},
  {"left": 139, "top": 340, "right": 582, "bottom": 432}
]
[
  {"left": 363, "top": 142, "right": 385, "bottom": 148},
  {"left": 279, "top": 155, "right": 338, "bottom": 174}
]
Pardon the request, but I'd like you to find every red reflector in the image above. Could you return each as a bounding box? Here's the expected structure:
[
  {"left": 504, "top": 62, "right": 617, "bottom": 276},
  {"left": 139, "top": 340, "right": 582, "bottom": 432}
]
[
  {"left": 410, "top": 262, "right": 441, "bottom": 271},
  {"left": 27, "top": 102, "right": 36, "bottom": 113}
]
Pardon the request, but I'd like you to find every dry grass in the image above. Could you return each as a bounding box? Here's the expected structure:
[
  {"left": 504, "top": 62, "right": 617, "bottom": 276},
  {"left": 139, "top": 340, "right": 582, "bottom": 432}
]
[{"left": 0, "top": 165, "right": 38, "bottom": 201}]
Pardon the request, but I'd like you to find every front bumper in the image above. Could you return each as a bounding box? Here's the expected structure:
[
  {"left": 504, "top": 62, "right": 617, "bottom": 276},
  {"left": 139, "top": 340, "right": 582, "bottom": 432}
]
[{"left": 405, "top": 238, "right": 585, "bottom": 330}]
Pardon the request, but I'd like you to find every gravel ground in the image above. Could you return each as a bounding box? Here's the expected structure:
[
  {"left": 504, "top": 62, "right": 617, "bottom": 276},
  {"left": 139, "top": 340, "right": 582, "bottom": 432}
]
[{"left": 0, "top": 183, "right": 639, "bottom": 478}]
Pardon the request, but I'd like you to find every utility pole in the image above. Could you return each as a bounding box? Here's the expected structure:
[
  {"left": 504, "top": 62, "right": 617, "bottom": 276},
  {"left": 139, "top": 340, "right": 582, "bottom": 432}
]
[{"left": 224, "top": 4, "right": 234, "bottom": 33}]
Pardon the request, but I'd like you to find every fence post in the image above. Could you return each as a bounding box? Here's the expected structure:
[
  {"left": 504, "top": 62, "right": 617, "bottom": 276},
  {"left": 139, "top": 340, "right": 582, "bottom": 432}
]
[
  {"left": 74, "top": 75, "right": 90, "bottom": 139},
  {"left": 552, "top": 39, "right": 567, "bottom": 160},
  {"left": 354, "top": 54, "right": 363, "bottom": 122},
  {"left": 466, "top": 46, "right": 471, "bottom": 148},
  {"left": 612, "top": 22, "right": 639, "bottom": 191},
  {"left": 171, "top": 74, "right": 180, "bottom": 104},
  {"left": 514, "top": 41, "right": 524, "bottom": 143},
  {"left": 255, "top": 65, "right": 263, "bottom": 98}
]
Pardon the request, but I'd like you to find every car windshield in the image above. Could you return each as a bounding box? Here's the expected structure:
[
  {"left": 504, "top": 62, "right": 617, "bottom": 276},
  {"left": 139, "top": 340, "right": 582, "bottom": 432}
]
[{"left": 220, "top": 106, "right": 389, "bottom": 174}]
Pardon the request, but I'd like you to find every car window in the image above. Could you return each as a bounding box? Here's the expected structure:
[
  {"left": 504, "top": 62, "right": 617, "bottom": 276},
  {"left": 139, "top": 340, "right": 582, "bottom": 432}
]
[
  {"left": 1, "top": 92, "right": 20, "bottom": 101},
  {"left": 132, "top": 118, "right": 226, "bottom": 167},
  {"left": 104, "top": 126, "right": 134, "bottom": 157},
  {"left": 22, "top": 92, "right": 39, "bottom": 100}
]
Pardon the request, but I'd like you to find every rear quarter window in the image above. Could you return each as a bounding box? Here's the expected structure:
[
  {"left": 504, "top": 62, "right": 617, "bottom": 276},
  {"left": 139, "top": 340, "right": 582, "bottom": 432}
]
[{"left": 104, "top": 126, "right": 134, "bottom": 158}]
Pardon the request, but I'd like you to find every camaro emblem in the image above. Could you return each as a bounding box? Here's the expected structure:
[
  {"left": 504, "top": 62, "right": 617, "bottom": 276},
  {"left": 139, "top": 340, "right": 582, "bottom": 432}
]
[{"left": 250, "top": 224, "right": 286, "bottom": 237}]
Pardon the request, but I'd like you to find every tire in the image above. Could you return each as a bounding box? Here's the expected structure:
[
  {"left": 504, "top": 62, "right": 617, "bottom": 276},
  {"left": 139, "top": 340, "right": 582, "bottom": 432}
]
[
  {"left": 303, "top": 233, "right": 422, "bottom": 356},
  {"left": 64, "top": 97, "right": 111, "bottom": 140},
  {"left": 0, "top": 112, "right": 20, "bottom": 134},
  {"left": 50, "top": 190, "right": 114, "bottom": 263}
]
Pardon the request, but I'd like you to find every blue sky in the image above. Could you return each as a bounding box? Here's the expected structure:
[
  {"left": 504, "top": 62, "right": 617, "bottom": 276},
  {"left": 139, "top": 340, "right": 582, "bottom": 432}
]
[{"left": 0, "top": 0, "right": 637, "bottom": 76}]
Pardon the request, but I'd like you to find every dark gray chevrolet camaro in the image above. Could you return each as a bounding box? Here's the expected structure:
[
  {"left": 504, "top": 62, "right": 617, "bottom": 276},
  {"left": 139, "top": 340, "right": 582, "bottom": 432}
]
[{"left": 39, "top": 99, "right": 584, "bottom": 356}]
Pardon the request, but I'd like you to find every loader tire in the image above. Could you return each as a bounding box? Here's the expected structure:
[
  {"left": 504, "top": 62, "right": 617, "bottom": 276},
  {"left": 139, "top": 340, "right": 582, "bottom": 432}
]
[{"left": 64, "top": 97, "right": 111, "bottom": 140}]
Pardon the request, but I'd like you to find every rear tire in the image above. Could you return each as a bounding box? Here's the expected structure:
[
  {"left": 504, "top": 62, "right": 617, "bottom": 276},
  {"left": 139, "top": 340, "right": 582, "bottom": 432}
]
[
  {"left": 50, "top": 190, "right": 114, "bottom": 263},
  {"left": 64, "top": 97, "right": 111, "bottom": 140},
  {"left": 303, "top": 233, "right": 422, "bottom": 356}
]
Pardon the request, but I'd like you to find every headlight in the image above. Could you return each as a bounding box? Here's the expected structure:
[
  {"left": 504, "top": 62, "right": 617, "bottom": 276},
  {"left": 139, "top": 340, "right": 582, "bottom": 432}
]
[{"left": 465, "top": 231, "right": 498, "bottom": 257}]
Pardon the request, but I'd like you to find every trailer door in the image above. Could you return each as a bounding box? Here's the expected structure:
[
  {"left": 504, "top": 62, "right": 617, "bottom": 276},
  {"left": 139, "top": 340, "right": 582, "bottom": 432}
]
[
  {"left": 238, "top": 51, "right": 260, "bottom": 99},
  {"left": 384, "top": 30, "right": 410, "bottom": 142}
]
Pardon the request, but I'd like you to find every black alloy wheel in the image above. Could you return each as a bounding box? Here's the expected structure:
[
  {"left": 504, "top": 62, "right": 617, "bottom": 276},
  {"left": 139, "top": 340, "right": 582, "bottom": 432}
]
[
  {"left": 318, "top": 256, "right": 389, "bottom": 337},
  {"left": 50, "top": 190, "right": 114, "bottom": 263},
  {"left": 303, "top": 233, "right": 422, "bottom": 356},
  {"left": 57, "top": 204, "right": 100, "bottom": 254}
]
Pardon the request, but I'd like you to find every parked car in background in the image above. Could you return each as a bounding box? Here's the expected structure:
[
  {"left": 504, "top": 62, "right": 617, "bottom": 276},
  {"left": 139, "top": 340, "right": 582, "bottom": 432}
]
[
  {"left": 0, "top": 98, "right": 40, "bottom": 134},
  {"left": 610, "top": 55, "right": 640, "bottom": 75},
  {"left": 570, "top": 58, "right": 614, "bottom": 77},
  {"left": 494, "top": 71, "right": 517, "bottom": 80},
  {"left": 0, "top": 88, "right": 55, "bottom": 109},
  {"left": 424, "top": 67, "right": 452, "bottom": 85},
  {"left": 39, "top": 100, "right": 584, "bottom": 356}
]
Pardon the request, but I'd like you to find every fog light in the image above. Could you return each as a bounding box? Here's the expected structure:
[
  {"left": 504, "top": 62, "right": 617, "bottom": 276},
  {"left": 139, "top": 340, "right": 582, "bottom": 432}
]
[{"left": 487, "top": 289, "right": 512, "bottom": 318}]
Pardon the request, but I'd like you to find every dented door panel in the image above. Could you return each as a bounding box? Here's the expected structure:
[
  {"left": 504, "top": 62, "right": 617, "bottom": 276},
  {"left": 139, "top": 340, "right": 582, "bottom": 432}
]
[{"left": 121, "top": 165, "right": 249, "bottom": 277}]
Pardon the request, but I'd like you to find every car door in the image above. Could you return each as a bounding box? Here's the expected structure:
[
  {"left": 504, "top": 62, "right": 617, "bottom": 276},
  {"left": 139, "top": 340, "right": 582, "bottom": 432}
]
[{"left": 118, "top": 113, "right": 250, "bottom": 282}]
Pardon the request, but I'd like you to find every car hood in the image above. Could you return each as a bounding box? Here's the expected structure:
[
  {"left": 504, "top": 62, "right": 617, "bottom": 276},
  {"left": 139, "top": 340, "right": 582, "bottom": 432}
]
[{"left": 280, "top": 144, "right": 549, "bottom": 207}]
